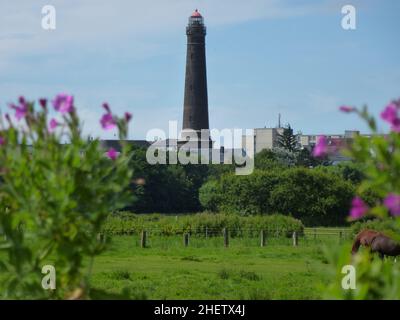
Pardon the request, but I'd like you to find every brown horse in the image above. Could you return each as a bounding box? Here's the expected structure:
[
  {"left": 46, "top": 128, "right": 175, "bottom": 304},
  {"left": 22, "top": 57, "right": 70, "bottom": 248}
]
[{"left": 352, "top": 229, "right": 400, "bottom": 259}]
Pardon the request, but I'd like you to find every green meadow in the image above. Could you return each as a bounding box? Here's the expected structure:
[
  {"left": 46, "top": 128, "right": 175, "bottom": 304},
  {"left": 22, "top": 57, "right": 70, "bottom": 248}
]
[{"left": 88, "top": 233, "right": 347, "bottom": 300}]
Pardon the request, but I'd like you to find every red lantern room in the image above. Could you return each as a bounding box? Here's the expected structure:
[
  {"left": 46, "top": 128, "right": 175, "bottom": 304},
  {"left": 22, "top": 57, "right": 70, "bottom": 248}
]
[
  {"left": 192, "top": 9, "right": 202, "bottom": 17},
  {"left": 189, "top": 9, "right": 204, "bottom": 25}
]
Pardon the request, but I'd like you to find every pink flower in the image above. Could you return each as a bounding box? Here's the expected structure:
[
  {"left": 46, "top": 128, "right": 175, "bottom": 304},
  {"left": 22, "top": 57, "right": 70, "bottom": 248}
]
[
  {"left": 381, "top": 103, "right": 400, "bottom": 132},
  {"left": 18, "top": 96, "right": 26, "bottom": 105},
  {"left": 102, "top": 103, "right": 111, "bottom": 113},
  {"left": 124, "top": 112, "right": 132, "bottom": 122},
  {"left": 391, "top": 120, "right": 400, "bottom": 133},
  {"left": 15, "top": 105, "right": 27, "bottom": 121},
  {"left": 339, "top": 105, "right": 355, "bottom": 113},
  {"left": 0, "top": 136, "right": 5, "bottom": 145},
  {"left": 52, "top": 94, "right": 74, "bottom": 114},
  {"left": 312, "top": 135, "right": 328, "bottom": 157},
  {"left": 383, "top": 193, "right": 400, "bottom": 216},
  {"left": 5, "top": 113, "right": 12, "bottom": 126},
  {"left": 100, "top": 113, "right": 116, "bottom": 130},
  {"left": 349, "top": 197, "right": 369, "bottom": 220},
  {"left": 381, "top": 103, "right": 397, "bottom": 122},
  {"left": 106, "top": 148, "right": 118, "bottom": 160},
  {"left": 39, "top": 98, "right": 47, "bottom": 109},
  {"left": 9, "top": 100, "right": 28, "bottom": 121},
  {"left": 48, "top": 118, "right": 59, "bottom": 132}
]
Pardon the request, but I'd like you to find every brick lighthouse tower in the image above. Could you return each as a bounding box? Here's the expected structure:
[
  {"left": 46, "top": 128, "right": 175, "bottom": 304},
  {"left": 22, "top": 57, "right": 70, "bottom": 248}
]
[{"left": 180, "top": 9, "right": 211, "bottom": 148}]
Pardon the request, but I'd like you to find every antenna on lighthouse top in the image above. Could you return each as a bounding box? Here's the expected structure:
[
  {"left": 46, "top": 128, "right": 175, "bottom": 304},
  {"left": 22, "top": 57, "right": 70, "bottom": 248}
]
[
  {"left": 278, "top": 113, "right": 281, "bottom": 128},
  {"left": 192, "top": 9, "right": 202, "bottom": 17},
  {"left": 189, "top": 8, "right": 204, "bottom": 26}
]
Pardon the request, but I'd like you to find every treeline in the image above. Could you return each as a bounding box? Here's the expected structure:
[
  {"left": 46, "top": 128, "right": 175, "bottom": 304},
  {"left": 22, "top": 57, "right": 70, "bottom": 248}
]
[
  {"left": 126, "top": 145, "right": 368, "bottom": 226},
  {"left": 126, "top": 145, "right": 233, "bottom": 213},
  {"left": 200, "top": 168, "right": 355, "bottom": 226}
]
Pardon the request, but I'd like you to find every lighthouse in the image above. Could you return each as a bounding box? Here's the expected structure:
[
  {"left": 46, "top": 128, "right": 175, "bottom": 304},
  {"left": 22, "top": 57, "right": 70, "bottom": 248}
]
[{"left": 180, "top": 9, "right": 211, "bottom": 148}]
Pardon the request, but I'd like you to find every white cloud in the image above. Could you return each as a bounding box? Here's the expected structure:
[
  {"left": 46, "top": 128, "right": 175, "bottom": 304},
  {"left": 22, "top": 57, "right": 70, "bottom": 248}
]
[
  {"left": 1, "top": 0, "right": 374, "bottom": 138},
  {"left": 0, "top": 0, "right": 341, "bottom": 72}
]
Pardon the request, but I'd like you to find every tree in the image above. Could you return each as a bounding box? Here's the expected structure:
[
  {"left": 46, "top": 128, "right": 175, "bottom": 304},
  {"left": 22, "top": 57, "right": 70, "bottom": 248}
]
[
  {"left": 295, "top": 147, "right": 331, "bottom": 168},
  {"left": 269, "top": 168, "right": 354, "bottom": 226},
  {"left": 198, "top": 180, "right": 222, "bottom": 212},
  {"left": 315, "top": 162, "right": 364, "bottom": 184},
  {"left": 127, "top": 146, "right": 212, "bottom": 213},
  {"left": 254, "top": 149, "right": 285, "bottom": 170},
  {"left": 277, "top": 124, "right": 298, "bottom": 152},
  {"left": 199, "top": 167, "right": 355, "bottom": 225}
]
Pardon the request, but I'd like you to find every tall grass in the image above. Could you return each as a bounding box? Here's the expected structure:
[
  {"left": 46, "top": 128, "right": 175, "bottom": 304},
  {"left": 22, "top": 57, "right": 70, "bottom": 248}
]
[{"left": 102, "top": 212, "right": 304, "bottom": 237}]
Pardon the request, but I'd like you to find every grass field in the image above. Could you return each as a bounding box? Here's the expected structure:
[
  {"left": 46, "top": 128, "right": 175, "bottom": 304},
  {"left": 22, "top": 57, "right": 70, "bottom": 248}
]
[{"left": 88, "top": 232, "right": 348, "bottom": 300}]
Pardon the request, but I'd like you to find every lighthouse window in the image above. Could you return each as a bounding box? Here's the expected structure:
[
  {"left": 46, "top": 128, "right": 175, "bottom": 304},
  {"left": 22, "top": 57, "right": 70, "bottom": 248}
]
[{"left": 190, "top": 85, "right": 193, "bottom": 91}]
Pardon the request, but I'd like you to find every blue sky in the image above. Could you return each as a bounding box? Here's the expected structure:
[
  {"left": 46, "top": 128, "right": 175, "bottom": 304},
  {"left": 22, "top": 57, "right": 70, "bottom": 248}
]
[{"left": 1, "top": 0, "right": 399, "bottom": 140}]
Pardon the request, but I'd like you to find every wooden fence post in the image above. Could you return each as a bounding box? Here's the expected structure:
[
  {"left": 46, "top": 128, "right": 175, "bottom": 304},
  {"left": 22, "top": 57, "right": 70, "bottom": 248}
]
[
  {"left": 141, "top": 230, "right": 147, "bottom": 248},
  {"left": 223, "top": 228, "right": 229, "bottom": 248},
  {"left": 205, "top": 227, "right": 208, "bottom": 239},
  {"left": 313, "top": 228, "right": 317, "bottom": 240},
  {"left": 339, "top": 231, "right": 343, "bottom": 243},
  {"left": 0, "top": 227, "right": 5, "bottom": 241},
  {"left": 97, "top": 233, "right": 105, "bottom": 244},
  {"left": 292, "top": 231, "right": 298, "bottom": 247},
  {"left": 260, "top": 230, "right": 266, "bottom": 247},
  {"left": 183, "top": 233, "right": 189, "bottom": 247}
]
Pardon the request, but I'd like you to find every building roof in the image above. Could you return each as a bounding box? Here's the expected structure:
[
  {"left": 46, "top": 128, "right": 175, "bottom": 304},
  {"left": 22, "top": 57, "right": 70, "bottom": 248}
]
[{"left": 191, "top": 9, "right": 202, "bottom": 17}]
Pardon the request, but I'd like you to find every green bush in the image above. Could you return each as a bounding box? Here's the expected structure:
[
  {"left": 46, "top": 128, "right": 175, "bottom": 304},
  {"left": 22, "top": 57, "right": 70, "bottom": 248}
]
[
  {"left": 198, "top": 180, "right": 221, "bottom": 212},
  {"left": 201, "top": 170, "right": 281, "bottom": 215},
  {"left": 314, "top": 162, "right": 365, "bottom": 184},
  {"left": 0, "top": 96, "right": 133, "bottom": 299},
  {"left": 102, "top": 212, "right": 303, "bottom": 237},
  {"left": 350, "top": 218, "right": 400, "bottom": 237},
  {"left": 270, "top": 168, "right": 354, "bottom": 226},
  {"left": 127, "top": 148, "right": 232, "bottom": 213},
  {"left": 199, "top": 168, "right": 355, "bottom": 226},
  {"left": 254, "top": 149, "right": 287, "bottom": 170}
]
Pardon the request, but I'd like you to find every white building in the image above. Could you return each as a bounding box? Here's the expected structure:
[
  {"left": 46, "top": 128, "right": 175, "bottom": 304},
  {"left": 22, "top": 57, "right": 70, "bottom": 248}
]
[
  {"left": 242, "top": 127, "right": 372, "bottom": 162},
  {"left": 242, "top": 127, "right": 285, "bottom": 153}
]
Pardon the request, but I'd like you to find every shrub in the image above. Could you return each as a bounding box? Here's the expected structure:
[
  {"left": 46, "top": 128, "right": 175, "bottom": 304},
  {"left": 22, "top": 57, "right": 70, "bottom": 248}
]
[
  {"left": 199, "top": 168, "right": 355, "bottom": 226},
  {"left": 102, "top": 212, "right": 304, "bottom": 237},
  {"left": 198, "top": 180, "right": 222, "bottom": 212},
  {"left": 314, "top": 162, "right": 365, "bottom": 184},
  {"left": 269, "top": 168, "right": 354, "bottom": 226},
  {"left": 127, "top": 148, "right": 215, "bottom": 213},
  {"left": 200, "top": 170, "right": 281, "bottom": 215},
  {"left": 0, "top": 95, "right": 134, "bottom": 299},
  {"left": 350, "top": 218, "right": 400, "bottom": 237},
  {"left": 254, "top": 149, "right": 291, "bottom": 170}
]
